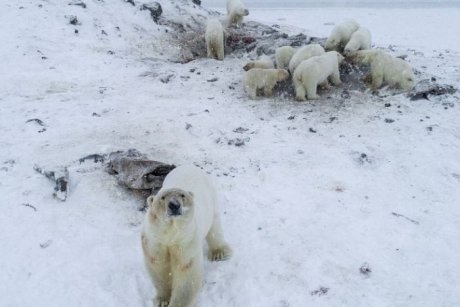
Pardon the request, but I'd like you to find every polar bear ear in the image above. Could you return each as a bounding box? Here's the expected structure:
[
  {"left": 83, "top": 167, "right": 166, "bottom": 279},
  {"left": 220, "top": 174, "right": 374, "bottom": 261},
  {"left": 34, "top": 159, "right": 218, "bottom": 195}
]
[{"left": 147, "top": 195, "right": 155, "bottom": 207}]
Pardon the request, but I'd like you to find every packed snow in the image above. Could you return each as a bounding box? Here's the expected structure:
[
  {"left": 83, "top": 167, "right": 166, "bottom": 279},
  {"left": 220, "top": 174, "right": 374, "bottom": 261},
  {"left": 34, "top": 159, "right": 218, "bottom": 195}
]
[{"left": 1, "top": 1, "right": 459, "bottom": 307}]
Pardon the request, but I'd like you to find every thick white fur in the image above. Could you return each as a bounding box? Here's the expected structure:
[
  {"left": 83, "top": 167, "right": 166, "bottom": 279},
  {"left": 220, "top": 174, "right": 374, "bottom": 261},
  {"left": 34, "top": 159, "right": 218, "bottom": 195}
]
[
  {"left": 351, "top": 49, "right": 415, "bottom": 91},
  {"left": 243, "top": 55, "right": 274, "bottom": 71},
  {"left": 288, "top": 44, "right": 325, "bottom": 74},
  {"left": 142, "top": 165, "right": 231, "bottom": 307},
  {"left": 324, "top": 19, "right": 360, "bottom": 52},
  {"left": 226, "top": 0, "right": 249, "bottom": 27},
  {"left": 293, "top": 51, "right": 344, "bottom": 100},
  {"left": 344, "top": 27, "right": 371, "bottom": 55},
  {"left": 205, "top": 19, "right": 224, "bottom": 60},
  {"left": 244, "top": 68, "right": 290, "bottom": 99},
  {"left": 275, "top": 46, "right": 296, "bottom": 70}
]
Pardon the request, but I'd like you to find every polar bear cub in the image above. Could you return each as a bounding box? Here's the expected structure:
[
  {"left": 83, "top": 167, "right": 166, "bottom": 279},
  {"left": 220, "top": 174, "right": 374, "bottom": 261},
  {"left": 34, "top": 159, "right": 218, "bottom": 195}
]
[
  {"left": 288, "top": 44, "right": 325, "bottom": 74},
  {"left": 293, "top": 51, "right": 344, "bottom": 101},
  {"left": 205, "top": 19, "right": 224, "bottom": 60},
  {"left": 244, "top": 68, "right": 290, "bottom": 99},
  {"left": 351, "top": 50, "right": 415, "bottom": 91},
  {"left": 142, "top": 165, "right": 232, "bottom": 307},
  {"left": 243, "top": 55, "right": 274, "bottom": 71},
  {"left": 344, "top": 26, "right": 371, "bottom": 55},
  {"left": 325, "top": 19, "right": 360, "bottom": 52},
  {"left": 275, "top": 46, "right": 296, "bottom": 70},
  {"left": 227, "top": 0, "right": 249, "bottom": 27}
]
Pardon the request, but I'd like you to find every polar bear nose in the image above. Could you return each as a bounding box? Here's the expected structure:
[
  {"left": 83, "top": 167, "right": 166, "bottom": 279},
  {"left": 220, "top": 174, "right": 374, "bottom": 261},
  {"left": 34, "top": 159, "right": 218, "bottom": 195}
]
[{"left": 168, "top": 200, "right": 181, "bottom": 215}]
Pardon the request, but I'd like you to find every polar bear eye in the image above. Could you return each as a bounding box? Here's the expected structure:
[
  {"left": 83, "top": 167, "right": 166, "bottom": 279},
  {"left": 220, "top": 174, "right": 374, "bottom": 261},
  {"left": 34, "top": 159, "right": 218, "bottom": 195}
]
[
  {"left": 161, "top": 196, "right": 165, "bottom": 201},
  {"left": 180, "top": 193, "right": 185, "bottom": 198}
]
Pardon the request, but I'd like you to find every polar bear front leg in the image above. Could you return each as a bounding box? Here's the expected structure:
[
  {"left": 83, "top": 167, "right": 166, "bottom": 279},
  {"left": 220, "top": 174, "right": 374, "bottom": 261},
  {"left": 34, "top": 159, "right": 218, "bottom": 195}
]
[
  {"left": 319, "top": 80, "right": 330, "bottom": 90},
  {"left": 206, "top": 42, "right": 213, "bottom": 58},
  {"left": 371, "top": 70, "right": 384, "bottom": 90},
  {"left": 206, "top": 214, "right": 232, "bottom": 261},
  {"left": 235, "top": 15, "right": 243, "bottom": 27},
  {"left": 246, "top": 85, "right": 258, "bottom": 100},
  {"left": 263, "top": 85, "right": 274, "bottom": 97},
  {"left": 146, "top": 263, "right": 172, "bottom": 306},
  {"left": 330, "top": 70, "right": 342, "bottom": 86},
  {"left": 168, "top": 251, "right": 203, "bottom": 307},
  {"left": 146, "top": 258, "right": 172, "bottom": 306}
]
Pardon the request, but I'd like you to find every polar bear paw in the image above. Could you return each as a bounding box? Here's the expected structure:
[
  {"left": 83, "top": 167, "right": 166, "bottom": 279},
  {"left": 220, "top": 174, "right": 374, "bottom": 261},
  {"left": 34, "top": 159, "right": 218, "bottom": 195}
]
[
  {"left": 208, "top": 245, "right": 232, "bottom": 261},
  {"left": 154, "top": 297, "right": 169, "bottom": 307}
]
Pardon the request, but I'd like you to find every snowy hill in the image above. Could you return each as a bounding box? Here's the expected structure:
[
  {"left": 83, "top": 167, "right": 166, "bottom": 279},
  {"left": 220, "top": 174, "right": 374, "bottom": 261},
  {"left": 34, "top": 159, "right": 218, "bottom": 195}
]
[{"left": 1, "top": 1, "right": 460, "bottom": 307}]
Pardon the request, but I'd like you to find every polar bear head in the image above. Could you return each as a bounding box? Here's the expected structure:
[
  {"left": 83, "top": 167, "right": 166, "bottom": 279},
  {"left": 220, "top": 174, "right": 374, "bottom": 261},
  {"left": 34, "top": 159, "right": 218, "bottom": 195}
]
[
  {"left": 325, "top": 51, "right": 345, "bottom": 65},
  {"left": 147, "top": 188, "right": 195, "bottom": 229},
  {"left": 276, "top": 69, "right": 290, "bottom": 81},
  {"left": 243, "top": 62, "right": 256, "bottom": 71},
  {"left": 334, "top": 51, "right": 345, "bottom": 64},
  {"left": 343, "top": 43, "right": 359, "bottom": 56},
  {"left": 231, "top": 0, "right": 249, "bottom": 17},
  {"left": 324, "top": 34, "right": 340, "bottom": 51},
  {"left": 399, "top": 69, "right": 415, "bottom": 91},
  {"left": 240, "top": 8, "right": 249, "bottom": 16}
]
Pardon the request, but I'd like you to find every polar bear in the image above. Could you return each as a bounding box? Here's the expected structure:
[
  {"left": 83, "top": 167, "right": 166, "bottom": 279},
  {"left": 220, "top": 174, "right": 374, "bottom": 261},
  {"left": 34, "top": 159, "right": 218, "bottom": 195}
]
[
  {"left": 275, "top": 46, "right": 296, "bottom": 70},
  {"left": 293, "top": 51, "right": 344, "bottom": 100},
  {"left": 142, "top": 165, "right": 232, "bottom": 307},
  {"left": 244, "top": 68, "right": 290, "bottom": 99},
  {"left": 350, "top": 49, "right": 415, "bottom": 91},
  {"left": 226, "top": 0, "right": 249, "bottom": 27},
  {"left": 205, "top": 19, "right": 224, "bottom": 60},
  {"left": 324, "top": 19, "right": 360, "bottom": 52},
  {"left": 343, "top": 26, "right": 371, "bottom": 55},
  {"left": 288, "top": 44, "right": 325, "bottom": 74},
  {"left": 243, "top": 55, "right": 274, "bottom": 71}
]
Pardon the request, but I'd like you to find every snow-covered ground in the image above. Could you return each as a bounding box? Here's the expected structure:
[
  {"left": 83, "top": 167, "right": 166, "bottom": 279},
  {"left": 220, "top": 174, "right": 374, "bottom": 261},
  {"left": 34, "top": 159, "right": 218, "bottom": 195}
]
[{"left": 1, "top": 1, "right": 459, "bottom": 306}]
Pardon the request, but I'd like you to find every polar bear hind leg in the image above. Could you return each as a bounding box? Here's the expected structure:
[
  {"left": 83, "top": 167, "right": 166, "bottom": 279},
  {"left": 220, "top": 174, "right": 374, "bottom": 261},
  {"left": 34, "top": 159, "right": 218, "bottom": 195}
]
[
  {"left": 217, "top": 45, "right": 224, "bottom": 61},
  {"left": 305, "top": 82, "right": 319, "bottom": 100},
  {"left": 293, "top": 76, "right": 306, "bottom": 101}
]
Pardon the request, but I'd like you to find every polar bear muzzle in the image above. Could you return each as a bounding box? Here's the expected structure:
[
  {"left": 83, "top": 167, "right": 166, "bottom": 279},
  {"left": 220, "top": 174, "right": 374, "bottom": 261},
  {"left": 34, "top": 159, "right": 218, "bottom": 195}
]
[{"left": 167, "top": 198, "right": 182, "bottom": 216}]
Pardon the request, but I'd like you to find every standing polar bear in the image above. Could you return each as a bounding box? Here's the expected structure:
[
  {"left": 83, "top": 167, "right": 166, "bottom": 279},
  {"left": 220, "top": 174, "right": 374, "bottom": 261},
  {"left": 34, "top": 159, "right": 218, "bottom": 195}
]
[
  {"left": 293, "top": 51, "right": 344, "bottom": 101},
  {"left": 142, "top": 165, "right": 232, "bottom": 307},
  {"left": 244, "top": 68, "right": 290, "bottom": 99},
  {"left": 226, "top": 0, "right": 249, "bottom": 27},
  {"left": 288, "top": 44, "right": 325, "bottom": 74},
  {"left": 205, "top": 19, "right": 224, "bottom": 60},
  {"left": 324, "top": 19, "right": 360, "bottom": 52},
  {"left": 344, "top": 27, "right": 372, "bottom": 55},
  {"left": 275, "top": 46, "right": 297, "bottom": 70},
  {"left": 350, "top": 50, "right": 415, "bottom": 91}
]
